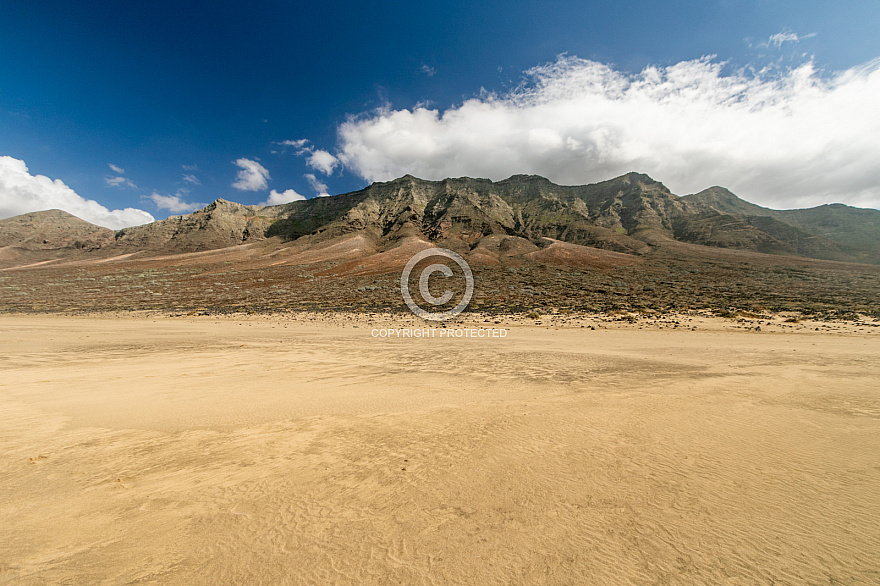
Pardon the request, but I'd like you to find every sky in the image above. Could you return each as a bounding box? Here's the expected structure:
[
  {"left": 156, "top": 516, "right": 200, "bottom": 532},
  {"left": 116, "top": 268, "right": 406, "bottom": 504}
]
[{"left": 2, "top": 0, "right": 880, "bottom": 228}]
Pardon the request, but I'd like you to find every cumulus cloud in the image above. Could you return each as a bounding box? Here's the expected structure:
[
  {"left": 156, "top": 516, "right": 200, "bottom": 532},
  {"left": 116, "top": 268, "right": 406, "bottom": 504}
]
[
  {"left": 0, "top": 156, "right": 154, "bottom": 229},
  {"left": 306, "top": 149, "right": 339, "bottom": 175},
  {"left": 108, "top": 163, "right": 125, "bottom": 174},
  {"left": 281, "top": 139, "right": 339, "bottom": 175},
  {"left": 304, "top": 173, "right": 331, "bottom": 197},
  {"left": 261, "top": 188, "right": 306, "bottom": 206},
  {"left": 231, "top": 158, "right": 270, "bottom": 191},
  {"left": 148, "top": 192, "right": 203, "bottom": 213},
  {"left": 335, "top": 54, "right": 880, "bottom": 210}
]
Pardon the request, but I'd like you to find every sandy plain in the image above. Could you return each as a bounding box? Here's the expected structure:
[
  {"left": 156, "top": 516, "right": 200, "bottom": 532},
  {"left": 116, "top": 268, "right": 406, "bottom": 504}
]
[{"left": 1, "top": 313, "right": 879, "bottom": 585}]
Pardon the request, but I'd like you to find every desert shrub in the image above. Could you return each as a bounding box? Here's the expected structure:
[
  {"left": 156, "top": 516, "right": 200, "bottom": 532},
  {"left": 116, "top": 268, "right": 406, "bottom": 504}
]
[{"left": 714, "top": 309, "right": 737, "bottom": 318}]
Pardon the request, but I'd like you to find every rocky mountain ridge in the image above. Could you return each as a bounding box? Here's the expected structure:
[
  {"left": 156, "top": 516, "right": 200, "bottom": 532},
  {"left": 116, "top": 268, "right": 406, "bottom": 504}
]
[{"left": 2, "top": 172, "right": 879, "bottom": 265}]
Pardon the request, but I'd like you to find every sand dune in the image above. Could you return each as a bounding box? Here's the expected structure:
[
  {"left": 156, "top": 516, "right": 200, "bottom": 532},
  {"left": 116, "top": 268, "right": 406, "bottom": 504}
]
[{"left": 1, "top": 314, "right": 879, "bottom": 584}]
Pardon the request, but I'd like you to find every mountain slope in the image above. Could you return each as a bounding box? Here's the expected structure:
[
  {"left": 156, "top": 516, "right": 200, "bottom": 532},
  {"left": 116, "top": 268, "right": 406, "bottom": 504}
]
[
  {"left": 265, "top": 172, "right": 693, "bottom": 255},
  {"left": 777, "top": 205, "right": 880, "bottom": 264},
  {"left": 2, "top": 173, "right": 877, "bottom": 266},
  {"left": 0, "top": 210, "right": 114, "bottom": 250},
  {"left": 683, "top": 187, "right": 880, "bottom": 263},
  {"left": 264, "top": 173, "right": 878, "bottom": 263},
  {"left": 114, "top": 199, "right": 282, "bottom": 251}
]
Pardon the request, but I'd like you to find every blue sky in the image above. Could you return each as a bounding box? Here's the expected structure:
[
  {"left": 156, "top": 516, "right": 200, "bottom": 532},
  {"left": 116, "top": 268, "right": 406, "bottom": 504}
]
[{"left": 2, "top": 0, "right": 880, "bottom": 227}]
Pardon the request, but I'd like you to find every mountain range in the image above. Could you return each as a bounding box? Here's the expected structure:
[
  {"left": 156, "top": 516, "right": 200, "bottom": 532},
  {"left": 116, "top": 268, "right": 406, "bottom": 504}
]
[{"left": 2, "top": 172, "right": 878, "bottom": 266}]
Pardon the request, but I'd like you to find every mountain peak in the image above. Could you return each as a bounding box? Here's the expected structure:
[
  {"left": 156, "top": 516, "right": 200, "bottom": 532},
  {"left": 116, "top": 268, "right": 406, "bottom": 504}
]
[
  {"left": 0, "top": 209, "right": 114, "bottom": 250},
  {"left": 694, "top": 185, "right": 739, "bottom": 200},
  {"left": 500, "top": 174, "right": 553, "bottom": 184},
  {"left": 15, "top": 209, "right": 83, "bottom": 221},
  {"left": 203, "top": 198, "right": 255, "bottom": 214},
  {"left": 682, "top": 186, "right": 769, "bottom": 216},
  {"left": 610, "top": 171, "right": 644, "bottom": 181},
  {"left": 376, "top": 174, "right": 424, "bottom": 185},
  {"left": 6, "top": 171, "right": 877, "bottom": 264}
]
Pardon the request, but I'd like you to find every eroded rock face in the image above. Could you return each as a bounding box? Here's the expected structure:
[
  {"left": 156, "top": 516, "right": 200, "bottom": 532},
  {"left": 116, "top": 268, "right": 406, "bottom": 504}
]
[
  {"left": 263, "top": 171, "right": 880, "bottom": 263},
  {"left": 4, "top": 172, "right": 879, "bottom": 264},
  {"left": 264, "top": 172, "right": 674, "bottom": 255},
  {"left": 114, "top": 199, "right": 278, "bottom": 252}
]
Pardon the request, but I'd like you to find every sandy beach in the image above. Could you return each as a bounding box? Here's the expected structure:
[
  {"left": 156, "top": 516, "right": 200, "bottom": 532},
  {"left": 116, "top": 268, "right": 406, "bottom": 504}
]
[{"left": 1, "top": 313, "right": 879, "bottom": 584}]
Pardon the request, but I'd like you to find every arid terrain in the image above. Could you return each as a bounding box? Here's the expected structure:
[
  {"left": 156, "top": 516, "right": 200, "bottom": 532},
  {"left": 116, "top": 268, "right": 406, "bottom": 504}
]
[
  {"left": 2, "top": 172, "right": 880, "bottom": 584},
  {"left": 3, "top": 236, "right": 880, "bottom": 319},
  {"left": 1, "top": 313, "right": 879, "bottom": 584},
  {"left": 2, "top": 173, "right": 879, "bottom": 319}
]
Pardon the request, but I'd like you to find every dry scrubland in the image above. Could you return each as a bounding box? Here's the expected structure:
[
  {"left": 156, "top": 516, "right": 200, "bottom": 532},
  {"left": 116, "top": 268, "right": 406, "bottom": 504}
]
[
  {"left": 3, "top": 238, "right": 880, "bottom": 319},
  {"left": 1, "top": 312, "right": 879, "bottom": 585}
]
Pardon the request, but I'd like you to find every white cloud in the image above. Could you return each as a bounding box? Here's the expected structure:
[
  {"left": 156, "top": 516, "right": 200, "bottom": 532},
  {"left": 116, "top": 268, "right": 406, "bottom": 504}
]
[
  {"left": 105, "top": 163, "right": 136, "bottom": 188},
  {"left": 105, "top": 176, "right": 137, "bottom": 188},
  {"left": 231, "top": 158, "right": 270, "bottom": 191},
  {"left": 421, "top": 64, "right": 436, "bottom": 77},
  {"left": 281, "top": 141, "right": 338, "bottom": 177},
  {"left": 182, "top": 163, "right": 199, "bottom": 171},
  {"left": 304, "top": 173, "right": 331, "bottom": 197},
  {"left": 306, "top": 149, "right": 339, "bottom": 175},
  {"left": 336, "top": 54, "right": 880, "bottom": 210},
  {"left": 261, "top": 188, "right": 306, "bottom": 206},
  {"left": 148, "top": 192, "right": 203, "bottom": 213},
  {"left": 768, "top": 31, "right": 798, "bottom": 47},
  {"left": 767, "top": 30, "right": 816, "bottom": 48},
  {"left": 182, "top": 173, "right": 200, "bottom": 185},
  {"left": 0, "top": 156, "right": 154, "bottom": 229}
]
